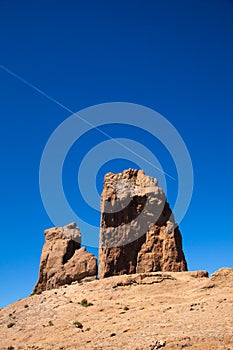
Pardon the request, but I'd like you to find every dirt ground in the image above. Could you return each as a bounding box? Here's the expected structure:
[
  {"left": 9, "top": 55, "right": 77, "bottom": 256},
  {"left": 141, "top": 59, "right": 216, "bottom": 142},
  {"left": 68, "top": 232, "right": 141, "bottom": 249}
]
[{"left": 0, "top": 268, "right": 232, "bottom": 350}]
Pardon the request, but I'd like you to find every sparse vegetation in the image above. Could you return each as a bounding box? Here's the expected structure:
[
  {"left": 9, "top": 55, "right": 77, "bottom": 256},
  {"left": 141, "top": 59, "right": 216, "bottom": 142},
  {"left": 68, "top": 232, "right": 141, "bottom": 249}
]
[
  {"left": 73, "top": 321, "right": 83, "bottom": 329},
  {"left": 0, "top": 269, "right": 232, "bottom": 349},
  {"left": 80, "top": 298, "right": 93, "bottom": 307},
  {"left": 7, "top": 322, "right": 15, "bottom": 328}
]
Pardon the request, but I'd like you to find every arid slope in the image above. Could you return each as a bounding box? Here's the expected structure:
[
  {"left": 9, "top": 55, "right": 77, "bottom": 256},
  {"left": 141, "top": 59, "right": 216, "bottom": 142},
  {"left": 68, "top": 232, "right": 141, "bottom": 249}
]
[{"left": 0, "top": 268, "right": 233, "bottom": 350}]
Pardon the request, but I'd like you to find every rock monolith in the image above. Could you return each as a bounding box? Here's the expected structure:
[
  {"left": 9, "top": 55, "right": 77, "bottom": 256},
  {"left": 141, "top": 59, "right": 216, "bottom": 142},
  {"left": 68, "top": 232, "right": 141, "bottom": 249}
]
[
  {"left": 99, "top": 169, "right": 187, "bottom": 278},
  {"left": 34, "top": 222, "right": 97, "bottom": 293}
]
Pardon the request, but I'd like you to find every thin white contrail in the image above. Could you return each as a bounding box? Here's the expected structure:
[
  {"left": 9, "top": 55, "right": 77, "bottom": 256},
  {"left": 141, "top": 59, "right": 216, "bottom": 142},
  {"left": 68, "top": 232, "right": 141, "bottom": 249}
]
[
  {"left": 0, "top": 64, "right": 175, "bottom": 180},
  {"left": 0, "top": 64, "right": 74, "bottom": 114}
]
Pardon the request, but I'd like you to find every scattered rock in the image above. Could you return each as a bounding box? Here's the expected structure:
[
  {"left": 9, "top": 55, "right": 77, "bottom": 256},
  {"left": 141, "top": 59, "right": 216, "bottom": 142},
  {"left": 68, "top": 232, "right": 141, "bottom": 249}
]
[
  {"left": 33, "top": 223, "right": 97, "bottom": 293},
  {"left": 149, "top": 340, "right": 166, "bottom": 349},
  {"left": 99, "top": 169, "right": 187, "bottom": 278}
]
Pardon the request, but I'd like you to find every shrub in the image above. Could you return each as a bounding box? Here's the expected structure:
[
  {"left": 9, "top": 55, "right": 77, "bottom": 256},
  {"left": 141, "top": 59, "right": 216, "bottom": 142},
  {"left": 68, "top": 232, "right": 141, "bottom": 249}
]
[
  {"left": 73, "top": 321, "right": 83, "bottom": 329},
  {"left": 7, "top": 322, "right": 15, "bottom": 328},
  {"left": 80, "top": 298, "right": 93, "bottom": 307},
  {"left": 24, "top": 304, "right": 29, "bottom": 308},
  {"left": 123, "top": 306, "right": 129, "bottom": 311},
  {"left": 48, "top": 320, "right": 54, "bottom": 326}
]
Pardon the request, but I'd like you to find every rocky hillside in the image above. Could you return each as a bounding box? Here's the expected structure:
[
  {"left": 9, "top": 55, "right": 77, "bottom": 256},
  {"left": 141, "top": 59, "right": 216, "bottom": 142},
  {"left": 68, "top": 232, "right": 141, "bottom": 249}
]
[{"left": 0, "top": 268, "right": 233, "bottom": 349}]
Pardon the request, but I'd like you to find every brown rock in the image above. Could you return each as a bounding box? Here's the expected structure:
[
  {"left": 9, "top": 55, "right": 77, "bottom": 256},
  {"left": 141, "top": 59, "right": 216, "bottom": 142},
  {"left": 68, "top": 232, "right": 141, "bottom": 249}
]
[
  {"left": 210, "top": 267, "right": 233, "bottom": 285},
  {"left": 99, "top": 169, "right": 187, "bottom": 278},
  {"left": 33, "top": 222, "right": 97, "bottom": 293}
]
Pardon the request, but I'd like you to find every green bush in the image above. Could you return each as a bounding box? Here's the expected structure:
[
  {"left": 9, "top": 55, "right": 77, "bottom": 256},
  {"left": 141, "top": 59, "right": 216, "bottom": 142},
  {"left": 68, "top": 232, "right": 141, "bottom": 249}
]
[
  {"left": 73, "top": 321, "right": 83, "bottom": 329},
  {"left": 80, "top": 298, "right": 93, "bottom": 307},
  {"left": 7, "top": 322, "right": 15, "bottom": 328}
]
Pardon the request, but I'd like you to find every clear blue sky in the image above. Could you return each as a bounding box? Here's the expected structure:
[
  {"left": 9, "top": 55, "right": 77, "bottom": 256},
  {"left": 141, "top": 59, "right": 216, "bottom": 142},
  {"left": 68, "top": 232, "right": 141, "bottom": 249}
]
[{"left": 0, "top": 0, "right": 232, "bottom": 308}]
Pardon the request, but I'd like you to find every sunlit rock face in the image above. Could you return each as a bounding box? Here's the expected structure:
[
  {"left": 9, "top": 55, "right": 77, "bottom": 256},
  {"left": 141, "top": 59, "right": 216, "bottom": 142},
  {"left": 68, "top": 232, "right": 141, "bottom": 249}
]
[
  {"left": 33, "top": 222, "right": 97, "bottom": 293},
  {"left": 99, "top": 169, "right": 187, "bottom": 278}
]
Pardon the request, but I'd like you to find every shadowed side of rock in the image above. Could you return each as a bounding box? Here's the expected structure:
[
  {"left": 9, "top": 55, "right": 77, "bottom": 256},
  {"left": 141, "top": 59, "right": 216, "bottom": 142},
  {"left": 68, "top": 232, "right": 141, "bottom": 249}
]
[
  {"left": 33, "top": 222, "right": 97, "bottom": 293},
  {"left": 99, "top": 169, "right": 187, "bottom": 278}
]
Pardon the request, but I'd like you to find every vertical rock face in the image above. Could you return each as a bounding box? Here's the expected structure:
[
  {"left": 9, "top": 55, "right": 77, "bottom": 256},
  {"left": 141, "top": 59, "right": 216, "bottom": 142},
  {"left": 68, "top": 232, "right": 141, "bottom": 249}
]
[
  {"left": 99, "top": 169, "right": 187, "bottom": 278},
  {"left": 33, "top": 222, "right": 97, "bottom": 293}
]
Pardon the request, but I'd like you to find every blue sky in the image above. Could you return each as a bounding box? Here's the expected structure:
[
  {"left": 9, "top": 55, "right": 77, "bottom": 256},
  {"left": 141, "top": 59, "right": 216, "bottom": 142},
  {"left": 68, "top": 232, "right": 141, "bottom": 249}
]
[{"left": 0, "top": 0, "right": 232, "bottom": 308}]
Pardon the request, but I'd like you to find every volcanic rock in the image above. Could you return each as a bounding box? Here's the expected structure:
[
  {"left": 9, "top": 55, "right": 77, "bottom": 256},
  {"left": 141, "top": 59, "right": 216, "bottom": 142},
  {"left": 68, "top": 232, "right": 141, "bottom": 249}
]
[
  {"left": 33, "top": 222, "right": 97, "bottom": 293},
  {"left": 99, "top": 169, "right": 187, "bottom": 278}
]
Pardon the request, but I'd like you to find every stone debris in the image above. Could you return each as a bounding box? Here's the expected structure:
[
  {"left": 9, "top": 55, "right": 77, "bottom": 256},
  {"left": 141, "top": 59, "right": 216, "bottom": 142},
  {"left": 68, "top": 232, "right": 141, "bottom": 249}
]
[{"left": 149, "top": 340, "right": 166, "bottom": 349}]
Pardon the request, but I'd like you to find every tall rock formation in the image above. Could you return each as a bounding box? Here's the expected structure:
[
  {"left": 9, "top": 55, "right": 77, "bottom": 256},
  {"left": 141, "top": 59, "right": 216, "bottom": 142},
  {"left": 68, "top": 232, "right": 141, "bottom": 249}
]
[
  {"left": 99, "top": 169, "right": 187, "bottom": 278},
  {"left": 34, "top": 222, "right": 97, "bottom": 293}
]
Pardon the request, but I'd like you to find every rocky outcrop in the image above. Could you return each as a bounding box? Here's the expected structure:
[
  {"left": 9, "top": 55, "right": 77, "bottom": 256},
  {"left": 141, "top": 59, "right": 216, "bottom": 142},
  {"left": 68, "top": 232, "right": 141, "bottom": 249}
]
[
  {"left": 33, "top": 222, "right": 97, "bottom": 293},
  {"left": 99, "top": 169, "right": 187, "bottom": 278}
]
